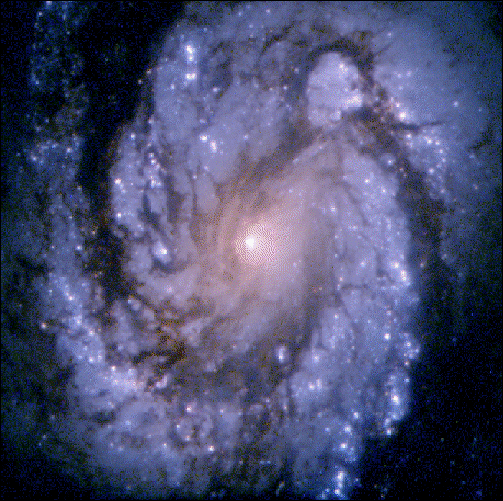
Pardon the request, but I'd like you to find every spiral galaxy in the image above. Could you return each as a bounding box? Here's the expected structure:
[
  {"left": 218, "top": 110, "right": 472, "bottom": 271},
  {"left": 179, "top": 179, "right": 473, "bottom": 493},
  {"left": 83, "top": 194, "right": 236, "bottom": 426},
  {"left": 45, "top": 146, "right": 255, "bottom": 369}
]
[{"left": 2, "top": 2, "right": 500, "bottom": 499}]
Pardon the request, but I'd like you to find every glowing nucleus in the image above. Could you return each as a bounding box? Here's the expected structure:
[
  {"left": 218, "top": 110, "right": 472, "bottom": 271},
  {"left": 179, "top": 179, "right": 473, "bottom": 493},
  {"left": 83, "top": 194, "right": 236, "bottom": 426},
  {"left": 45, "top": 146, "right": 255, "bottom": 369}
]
[
  {"left": 245, "top": 235, "right": 257, "bottom": 250},
  {"left": 236, "top": 223, "right": 276, "bottom": 267}
]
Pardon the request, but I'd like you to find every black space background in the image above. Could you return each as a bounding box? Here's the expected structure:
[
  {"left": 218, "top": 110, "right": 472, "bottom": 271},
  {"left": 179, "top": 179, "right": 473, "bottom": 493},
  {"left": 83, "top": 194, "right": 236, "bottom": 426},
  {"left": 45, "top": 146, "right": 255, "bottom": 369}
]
[{"left": 2, "top": 2, "right": 501, "bottom": 499}]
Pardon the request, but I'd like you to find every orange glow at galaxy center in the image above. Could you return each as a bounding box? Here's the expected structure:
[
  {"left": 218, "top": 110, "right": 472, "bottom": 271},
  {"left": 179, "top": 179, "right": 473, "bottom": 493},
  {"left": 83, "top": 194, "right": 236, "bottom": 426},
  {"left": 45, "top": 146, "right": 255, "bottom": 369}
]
[
  {"left": 234, "top": 200, "right": 306, "bottom": 281},
  {"left": 236, "top": 223, "right": 276, "bottom": 267}
]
